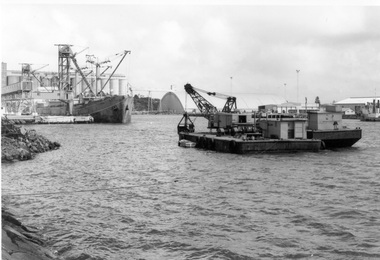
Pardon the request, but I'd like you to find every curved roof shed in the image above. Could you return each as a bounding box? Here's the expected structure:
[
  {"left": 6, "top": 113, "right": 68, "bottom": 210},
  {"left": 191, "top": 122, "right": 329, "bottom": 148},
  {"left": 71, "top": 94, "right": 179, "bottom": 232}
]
[{"left": 159, "top": 92, "right": 184, "bottom": 113}]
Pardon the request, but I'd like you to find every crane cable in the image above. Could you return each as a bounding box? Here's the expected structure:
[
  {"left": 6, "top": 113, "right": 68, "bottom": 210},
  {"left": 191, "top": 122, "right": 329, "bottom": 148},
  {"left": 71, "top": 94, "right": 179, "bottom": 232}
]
[{"left": 192, "top": 86, "right": 232, "bottom": 99}]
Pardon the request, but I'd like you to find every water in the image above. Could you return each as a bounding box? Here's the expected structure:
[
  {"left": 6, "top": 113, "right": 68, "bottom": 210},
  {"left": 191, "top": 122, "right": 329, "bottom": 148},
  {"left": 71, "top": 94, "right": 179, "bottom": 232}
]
[{"left": 2, "top": 115, "right": 380, "bottom": 260}]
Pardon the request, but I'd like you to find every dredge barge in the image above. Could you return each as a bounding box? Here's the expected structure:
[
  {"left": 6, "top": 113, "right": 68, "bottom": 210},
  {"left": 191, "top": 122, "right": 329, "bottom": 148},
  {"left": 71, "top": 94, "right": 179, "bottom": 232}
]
[{"left": 177, "top": 83, "right": 361, "bottom": 154}]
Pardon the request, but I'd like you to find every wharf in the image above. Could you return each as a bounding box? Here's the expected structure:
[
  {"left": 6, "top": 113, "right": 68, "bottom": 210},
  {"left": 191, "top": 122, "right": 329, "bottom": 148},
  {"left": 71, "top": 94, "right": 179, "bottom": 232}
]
[
  {"left": 2, "top": 115, "right": 94, "bottom": 124},
  {"left": 179, "top": 132, "right": 321, "bottom": 154},
  {"left": 36, "top": 115, "right": 94, "bottom": 124}
]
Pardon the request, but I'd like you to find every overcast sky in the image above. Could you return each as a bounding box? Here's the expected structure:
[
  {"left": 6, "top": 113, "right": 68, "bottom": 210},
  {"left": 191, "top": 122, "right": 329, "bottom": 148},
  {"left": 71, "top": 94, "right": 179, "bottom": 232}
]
[{"left": 1, "top": 1, "right": 380, "bottom": 104}]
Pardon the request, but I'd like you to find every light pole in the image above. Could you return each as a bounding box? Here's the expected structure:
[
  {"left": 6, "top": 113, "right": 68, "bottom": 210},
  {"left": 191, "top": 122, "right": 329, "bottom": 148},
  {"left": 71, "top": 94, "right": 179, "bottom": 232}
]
[
  {"left": 284, "top": 83, "right": 287, "bottom": 100},
  {"left": 296, "top": 70, "right": 300, "bottom": 103},
  {"left": 230, "top": 76, "right": 233, "bottom": 96}
]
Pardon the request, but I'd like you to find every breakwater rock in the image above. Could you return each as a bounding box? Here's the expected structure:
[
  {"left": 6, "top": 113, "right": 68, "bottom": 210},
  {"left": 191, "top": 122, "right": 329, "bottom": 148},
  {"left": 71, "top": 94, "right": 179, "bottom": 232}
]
[{"left": 1, "top": 117, "right": 61, "bottom": 162}]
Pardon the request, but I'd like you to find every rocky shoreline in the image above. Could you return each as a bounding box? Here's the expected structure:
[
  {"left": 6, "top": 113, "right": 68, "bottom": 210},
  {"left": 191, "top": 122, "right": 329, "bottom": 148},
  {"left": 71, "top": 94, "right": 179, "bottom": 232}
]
[
  {"left": 2, "top": 117, "right": 61, "bottom": 259},
  {"left": 1, "top": 117, "right": 61, "bottom": 162}
]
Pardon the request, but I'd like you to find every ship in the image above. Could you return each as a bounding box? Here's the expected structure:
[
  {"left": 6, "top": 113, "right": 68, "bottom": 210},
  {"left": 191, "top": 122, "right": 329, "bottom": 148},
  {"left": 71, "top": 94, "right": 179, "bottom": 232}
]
[{"left": 1, "top": 44, "right": 133, "bottom": 124}]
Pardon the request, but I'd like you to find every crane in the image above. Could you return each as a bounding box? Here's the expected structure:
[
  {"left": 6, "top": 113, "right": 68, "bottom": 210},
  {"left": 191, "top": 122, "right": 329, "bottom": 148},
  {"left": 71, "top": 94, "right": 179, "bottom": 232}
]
[
  {"left": 55, "top": 44, "right": 130, "bottom": 98},
  {"left": 184, "top": 83, "right": 237, "bottom": 117},
  {"left": 178, "top": 83, "right": 237, "bottom": 133},
  {"left": 55, "top": 44, "right": 94, "bottom": 95},
  {"left": 20, "top": 63, "right": 50, "bottom": 91}
]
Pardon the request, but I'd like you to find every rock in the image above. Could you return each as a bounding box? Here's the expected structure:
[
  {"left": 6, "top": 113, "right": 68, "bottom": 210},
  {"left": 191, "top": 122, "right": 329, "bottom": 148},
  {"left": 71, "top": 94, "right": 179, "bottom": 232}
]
[
  {"left": 32, "top": 145, "right": 39, "bottom": 153},
  {"left": 1, "top": 118, "right": 61, "bottom": 162},
  {"left": 18, "top": 148, "right": 31, "bottom": 160},
  {"left": 20, "top": 126, "right": 27, "bottom": 135}
]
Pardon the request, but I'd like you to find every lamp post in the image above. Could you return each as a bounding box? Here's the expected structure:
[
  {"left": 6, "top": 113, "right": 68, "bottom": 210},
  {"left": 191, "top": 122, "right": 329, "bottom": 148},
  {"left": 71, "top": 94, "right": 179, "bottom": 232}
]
[
  {"left": 284, "top": 83, "right": 287, "bottom": 100},
  {"left": 230, "top": 76, "right": 233, "bottom": 96},
  {"left": 296, "top": 70, "right": 300, "bottom": 103}
]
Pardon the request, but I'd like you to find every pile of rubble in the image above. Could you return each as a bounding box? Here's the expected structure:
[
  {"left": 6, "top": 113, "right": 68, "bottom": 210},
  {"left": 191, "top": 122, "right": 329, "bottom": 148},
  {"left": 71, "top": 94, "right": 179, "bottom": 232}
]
[{"left": 1, "top": 117, "right": 61, "bottom": 162}]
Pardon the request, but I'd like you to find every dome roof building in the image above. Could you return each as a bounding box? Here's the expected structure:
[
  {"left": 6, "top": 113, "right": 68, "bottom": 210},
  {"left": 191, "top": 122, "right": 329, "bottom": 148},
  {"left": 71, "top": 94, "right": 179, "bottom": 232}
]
[{"left": 159, "top": 91, "right": 184, "bottom": 114}]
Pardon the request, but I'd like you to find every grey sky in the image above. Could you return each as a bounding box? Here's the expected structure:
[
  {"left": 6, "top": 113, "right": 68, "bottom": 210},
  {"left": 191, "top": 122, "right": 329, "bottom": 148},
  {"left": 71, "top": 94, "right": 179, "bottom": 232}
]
[{"left": 1, "top": 1, "right": 380, "bottom": 104}]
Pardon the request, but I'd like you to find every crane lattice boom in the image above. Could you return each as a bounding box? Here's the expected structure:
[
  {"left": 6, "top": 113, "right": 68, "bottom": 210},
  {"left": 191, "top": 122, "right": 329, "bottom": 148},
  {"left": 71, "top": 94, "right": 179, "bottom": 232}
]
[
  {"left": 184, "top": 83, "right": 237, "bottom": 116},
  {"left": 184, "top": 83, "right": 218, "bottom": 117}
]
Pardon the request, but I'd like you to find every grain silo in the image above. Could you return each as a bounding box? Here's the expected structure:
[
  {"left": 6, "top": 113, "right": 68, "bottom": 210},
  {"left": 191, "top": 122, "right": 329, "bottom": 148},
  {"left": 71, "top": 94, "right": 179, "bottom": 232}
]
[
  {"left": 81, "top": 80, "right": 87, "bottom": 94},
  {"left": 119, "top": 79, "right": 128, "bottom": 95},
  {"left": 110, "top": 79, "right": 119, "bottom": 95},
  {"left": 101, "top": 78, "right": 110, "bottom": 95}
]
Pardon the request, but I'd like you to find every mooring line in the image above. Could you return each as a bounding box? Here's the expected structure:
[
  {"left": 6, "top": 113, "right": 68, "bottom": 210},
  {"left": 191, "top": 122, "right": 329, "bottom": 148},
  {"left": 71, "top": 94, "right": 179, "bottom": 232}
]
[{"left": 3, "top": 180, "right": 179, "bottom": 198}]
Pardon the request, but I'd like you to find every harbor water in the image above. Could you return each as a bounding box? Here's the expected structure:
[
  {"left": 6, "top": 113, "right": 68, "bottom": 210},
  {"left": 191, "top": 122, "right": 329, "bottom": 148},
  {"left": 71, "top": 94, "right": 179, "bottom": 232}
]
[{"left": 2, "top": 115, "right": 380, "bottom": 259}]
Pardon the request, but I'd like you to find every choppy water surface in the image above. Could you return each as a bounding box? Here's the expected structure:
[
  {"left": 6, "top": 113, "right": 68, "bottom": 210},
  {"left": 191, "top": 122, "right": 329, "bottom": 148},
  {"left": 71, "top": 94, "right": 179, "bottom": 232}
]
[{"left": 2, "top": 115, "right": 380, "bottom": 259}]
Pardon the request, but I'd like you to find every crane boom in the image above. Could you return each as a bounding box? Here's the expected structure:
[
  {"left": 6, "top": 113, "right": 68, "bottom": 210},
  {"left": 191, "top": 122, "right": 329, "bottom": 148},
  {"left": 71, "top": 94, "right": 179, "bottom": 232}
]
[
  {"left": 179, "top": 83, "right": 238, "bottom": 133},
  {"left": 184, "top": 83, "right": 237, "bottom": 116},
  {"left": 184, "top": 83, "right": 218, "bottom": 117}
]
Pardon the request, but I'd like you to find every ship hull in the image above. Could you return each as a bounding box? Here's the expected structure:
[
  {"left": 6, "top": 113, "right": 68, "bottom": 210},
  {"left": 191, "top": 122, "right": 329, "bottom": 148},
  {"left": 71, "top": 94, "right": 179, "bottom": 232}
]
[
  {"left": 74, "top": 95, "right": 133, "bottom": 123},
  {"left": 36, "top": 95, "right": 133, "bottom": 124}
]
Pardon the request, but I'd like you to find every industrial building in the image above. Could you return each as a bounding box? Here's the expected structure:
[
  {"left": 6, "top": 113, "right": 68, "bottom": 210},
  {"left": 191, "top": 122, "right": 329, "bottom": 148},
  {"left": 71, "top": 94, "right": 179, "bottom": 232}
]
[{"left": 334, "top": 97, "right": 380, "bottom": 114}]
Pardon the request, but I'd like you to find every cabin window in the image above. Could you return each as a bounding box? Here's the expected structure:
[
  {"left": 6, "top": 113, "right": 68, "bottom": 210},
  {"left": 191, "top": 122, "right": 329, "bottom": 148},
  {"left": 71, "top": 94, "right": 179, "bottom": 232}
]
[{"left": 238, "top": 115, "right": 247, "bottom": 123}]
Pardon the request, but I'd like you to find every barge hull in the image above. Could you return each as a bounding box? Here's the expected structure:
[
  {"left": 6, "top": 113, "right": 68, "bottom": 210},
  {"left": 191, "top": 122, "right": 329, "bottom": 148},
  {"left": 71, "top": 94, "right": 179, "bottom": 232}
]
[
  {"left": 179, "top": 132, "right": 321, "bottom": 154},
  {"left": 307, "top": 129, "right": 362, "bottom": 148}
]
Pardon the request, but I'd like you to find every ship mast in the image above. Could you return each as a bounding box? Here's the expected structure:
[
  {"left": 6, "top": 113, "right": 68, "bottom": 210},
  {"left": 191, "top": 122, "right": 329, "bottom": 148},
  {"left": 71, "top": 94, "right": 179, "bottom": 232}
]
[
  {"left": 86, "top": 50, "right": 131, "bottom": 95},
  {"left": 86, "top": 55, "right": 111, "bottom": 95}
]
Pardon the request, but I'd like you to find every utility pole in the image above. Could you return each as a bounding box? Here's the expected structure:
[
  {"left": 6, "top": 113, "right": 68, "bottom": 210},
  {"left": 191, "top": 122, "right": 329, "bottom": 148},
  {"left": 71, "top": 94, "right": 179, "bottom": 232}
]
[
  {"left": 296, "top": 70, "right": 300, "bottom": 102},
  {"left": 284, "top": 83, "right": 287, "bottom": 100}
]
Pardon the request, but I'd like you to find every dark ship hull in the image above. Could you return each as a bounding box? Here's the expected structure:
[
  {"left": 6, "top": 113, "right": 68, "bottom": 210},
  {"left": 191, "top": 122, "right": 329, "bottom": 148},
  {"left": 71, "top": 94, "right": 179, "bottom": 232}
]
[
  {"left": 36, "top": 95, "right": 133, "bottom": 123},
  {"left": 74, "top": 95, "right": 133, "bottom": 123}
]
